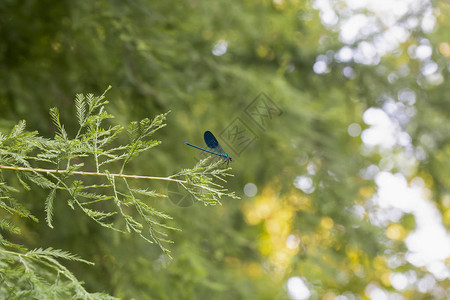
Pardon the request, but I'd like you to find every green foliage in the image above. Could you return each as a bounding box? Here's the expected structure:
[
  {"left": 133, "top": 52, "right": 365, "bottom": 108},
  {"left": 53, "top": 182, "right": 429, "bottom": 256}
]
[
  {"left": 1, "top": 0, "right": 449, "bottom": 299},
  {"left": 170, "top": 157, "right": 238, "bottom": 205},
  {"left": 0, "top": 247, "right": 116, "bottom": 299},
  {"left": 0, "top": 88, "right": 237, "bottom": 297}
]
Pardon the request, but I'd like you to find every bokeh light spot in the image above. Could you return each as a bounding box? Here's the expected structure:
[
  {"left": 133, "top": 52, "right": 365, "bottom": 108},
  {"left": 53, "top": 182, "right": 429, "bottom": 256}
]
[
  {"left": 294, "top": 176, "right": 315, "bottom": 194},
  {"left": 286, "top": 234, "right": 300, "bottom": 250},
  {"left": 321, "top": 217, "right": 334, "bottom": 230},
  {"left": 415, "top": 44, "right": 432, "bottom": 60},
  {"left": 348, "top": 123, "right": 362, "bottom": 137},
  {"left": 212, "top": 40, "right": 228, "bottom": 56},
  {"left": 390, "top": 272, "right": 408, "bottom": 290},
  {"left": 439, "top": 42, "right": 450, "bottom": 57},
  {"left": 386, "top": 223, "right": 406, "bottom": 240},
  {"left": 287, "top": 276, "right": 311, "bottom": 300},
  {"left": 244, "top": 183, "right": 258, "bottom": 197}
]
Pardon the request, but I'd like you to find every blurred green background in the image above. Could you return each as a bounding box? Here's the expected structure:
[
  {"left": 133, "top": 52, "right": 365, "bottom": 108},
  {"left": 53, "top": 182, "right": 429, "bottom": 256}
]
[{"left": 1, "top": 0, "right": 449, "bottom": 299}]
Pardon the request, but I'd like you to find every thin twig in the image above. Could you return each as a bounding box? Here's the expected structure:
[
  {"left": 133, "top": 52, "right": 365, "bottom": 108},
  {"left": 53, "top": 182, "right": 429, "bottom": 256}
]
[{"left": 0, "top": 165, "right": 216, "bottom": 192}]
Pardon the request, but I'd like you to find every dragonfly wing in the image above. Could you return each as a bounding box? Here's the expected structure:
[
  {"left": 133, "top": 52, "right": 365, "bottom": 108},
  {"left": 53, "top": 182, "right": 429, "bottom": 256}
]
[{"left": 204, "top": 131, "right": 225, "bottom": 154}]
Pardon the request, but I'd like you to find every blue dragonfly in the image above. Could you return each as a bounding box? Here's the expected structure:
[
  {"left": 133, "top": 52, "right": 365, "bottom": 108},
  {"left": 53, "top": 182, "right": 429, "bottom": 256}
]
[{"left": 185, "top": 131, "right": 232, "bottom": 166}]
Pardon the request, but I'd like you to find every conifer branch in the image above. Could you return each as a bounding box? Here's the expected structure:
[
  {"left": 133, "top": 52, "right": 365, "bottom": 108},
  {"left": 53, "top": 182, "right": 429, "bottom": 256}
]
[
  {"left": 0, "top": 165, "right": 233, "bottom": 195},
  {"left": 0, "top": 87, "right": 238, "bottom": 252},
  {"left": 0, "top": 86, "right": 238, "bottom": 298}
]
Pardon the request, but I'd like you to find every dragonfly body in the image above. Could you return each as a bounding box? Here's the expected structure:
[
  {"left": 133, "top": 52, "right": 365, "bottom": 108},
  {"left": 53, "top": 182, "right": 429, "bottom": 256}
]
[{"left": 185, "top": 131, "right": 232, "bottom": 164}]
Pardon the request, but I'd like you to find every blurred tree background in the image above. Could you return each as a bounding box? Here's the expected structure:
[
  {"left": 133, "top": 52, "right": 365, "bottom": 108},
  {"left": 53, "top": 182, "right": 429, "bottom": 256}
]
[{"left": 1, "top": 0, "right": 449, "bottom": 299}]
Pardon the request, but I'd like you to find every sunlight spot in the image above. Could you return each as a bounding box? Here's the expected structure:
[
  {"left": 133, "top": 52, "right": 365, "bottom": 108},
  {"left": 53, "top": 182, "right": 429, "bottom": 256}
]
[
  {"left": 406, "top": 16, "right": 419, "bottom": 28},
  {"left": 373, "top": 171, "right": 450, "bottom": 279},
  {"left": 286, "top": 234, "right": 300, "bottom": 249},
  {"left": 314, "top": 0, "right": 338, "bottom": 26},
  {"left": 343, "top": 66, "right": 355, "bottom": 78},
  {"left": 387, "top": 72, "right": 398, "bottom": 83},
  {"left": 363, "top": 108, "right": 389, "bottom": 126},
  {"left": 397, "top": 89, "right": 416, "bottom": 105},
  {"left": 387, "top": 255, "right": 406, "bottom": 269},
  {"left": 314, "top": 0, "right": 435, "bottom": 67},
  {"left": 439, "top": 42, "right": 450, "bottom": 57},
  {"left": 294, "top": 176, "right": 315, "bottom": 194},
  {"left": 320, "top": 9, "right": 339, "bottom": 26},
  {"left": 348, "top": 123, "right": 361, "bottom": 137},
  {"left": 272, "top": 0, "right": 286, "bottom": 10},
  {"left": 386, "top": 223, "right": 406, "bottom": 240},
  {"left": 360, "top": 164, "right": 380, "bottom": 180},
  {"left": 421, "top": 10, "right": 435, "bottom": 33},
  {"left": 391, "top": 273, "right": 408, "bottom": 290},
  {"left": 382, "top": 97, "right": 415, "bottom": 126},
  {"left": 417, "top": 274, "right": 436, "bottom": 293},
  {"left": 425, "top": 72, "right": 443, "bottom": 86},
  {"left": 307, "top": 163, "right": 316, "bottom": 175},
  {"left": 339, "top": 14, "right": 370, "bottom": 44},
  {"left": 354, "top": 41, "right": 379, "bottom": 65},
  {"left": 361, "top": 108, "right": 396, "bottom": 148},
  {"left": 313, "top": 60, "right": 328, "bottom": 74},
  {"left": 352, "top": 205, "right": 365, "bottom": 220},
  {"left": 415, "top": 44, "right": 432, "bottom": 60},
  {"left": 421, "top": 61, "right": 438, "bottom": 76},
  {"left": 212, "top": 40, "right": 228, "bottom": 56},
  {"left": 336, "top": 46, "right": 353, "bottom": 62},
  {"left": 373, "top": 26, "right": 410, "bottom": 55},
  {"left": 321, "top": 217, "right": 334, "bottom": 230},
  {"left": 287, "top": 276, "right": 311, "bottom": 300},
  {"left": 244, "top": 183, "right": 258, "bottom": 197},
  {"left": 365, "top": 283, "right": 388, "bottom": 300}
]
